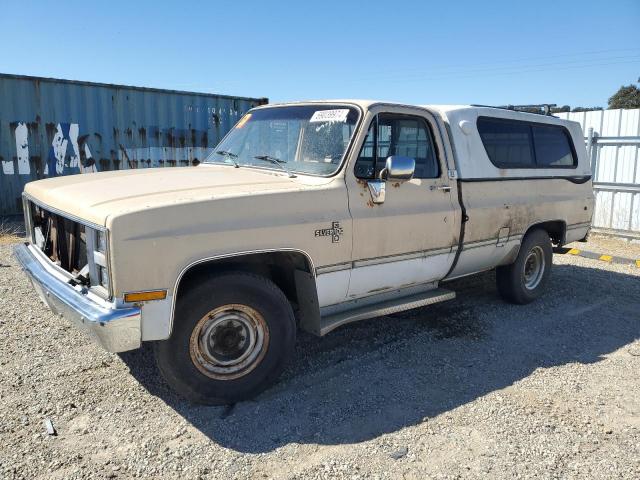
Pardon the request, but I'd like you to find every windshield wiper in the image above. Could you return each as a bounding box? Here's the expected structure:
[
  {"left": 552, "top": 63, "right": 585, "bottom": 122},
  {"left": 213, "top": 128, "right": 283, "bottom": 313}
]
[
  {"left": 254, "top": 155, "right": 296, "bottom": 178},
  {"left": 215, "top": 150, "right": 240, "bottom": 168}
]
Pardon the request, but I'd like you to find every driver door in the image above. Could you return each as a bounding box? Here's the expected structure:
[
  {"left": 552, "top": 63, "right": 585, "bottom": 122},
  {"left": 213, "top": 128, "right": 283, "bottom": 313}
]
[{"left": 345, "top": 106, "right": 459, "bottom": 299}]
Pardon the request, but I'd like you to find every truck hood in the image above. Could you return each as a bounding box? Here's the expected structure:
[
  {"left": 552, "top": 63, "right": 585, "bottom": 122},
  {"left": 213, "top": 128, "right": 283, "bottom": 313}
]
[{"left": 24, "top": 165, "right": 308, "bottom": 225}]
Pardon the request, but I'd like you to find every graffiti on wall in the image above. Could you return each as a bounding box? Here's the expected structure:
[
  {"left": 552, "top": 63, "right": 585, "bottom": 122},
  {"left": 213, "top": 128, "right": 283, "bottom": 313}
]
[
  {"left": 47, "top": 123, "right": 98, "bottom": 175},
  {"left": 2, "top": 122, "right": 98, "bottom": 176},
  {"left": 11, "top": 122, "right": 30, "bottom": 175},
  {"left": 1, "top": 121, "right": 215, "bottom": 178}
]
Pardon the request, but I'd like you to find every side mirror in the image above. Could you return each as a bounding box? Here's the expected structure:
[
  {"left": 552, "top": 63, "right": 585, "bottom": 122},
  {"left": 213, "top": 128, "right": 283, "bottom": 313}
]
[{"left": 380, "top": 156, "right": 415, "bottom": 182}]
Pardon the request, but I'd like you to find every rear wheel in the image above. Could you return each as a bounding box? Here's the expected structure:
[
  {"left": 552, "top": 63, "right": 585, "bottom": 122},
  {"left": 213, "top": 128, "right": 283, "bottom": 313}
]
[
  {"left": 496, "top": 229, "right": 552, "bottom": 304},
  {"left": 154, "top": 272, "right": 296, "bottom": 405}
]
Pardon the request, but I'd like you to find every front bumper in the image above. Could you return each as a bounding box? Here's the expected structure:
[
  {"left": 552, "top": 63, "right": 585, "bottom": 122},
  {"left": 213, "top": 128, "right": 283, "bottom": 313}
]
[{"left": 13, "top": 243, "right": 141, "bottom": 352}]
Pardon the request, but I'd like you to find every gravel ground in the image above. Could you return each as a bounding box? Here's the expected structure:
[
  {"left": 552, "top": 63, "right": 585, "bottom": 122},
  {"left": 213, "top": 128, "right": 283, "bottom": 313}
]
[{"left": 0, "top": 236, "right": 639, "bottom": 480}]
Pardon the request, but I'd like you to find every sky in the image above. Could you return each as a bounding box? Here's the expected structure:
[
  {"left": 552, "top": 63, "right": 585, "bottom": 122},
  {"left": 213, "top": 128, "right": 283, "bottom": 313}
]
[{"left": 1, "top": 0, "right": 639, "bottom": 108}]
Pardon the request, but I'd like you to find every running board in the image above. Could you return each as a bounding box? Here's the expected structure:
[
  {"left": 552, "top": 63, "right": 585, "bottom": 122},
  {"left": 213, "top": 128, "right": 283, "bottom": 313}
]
[{"left": 319, "top": 288, "right": 456, "bottom": 336}]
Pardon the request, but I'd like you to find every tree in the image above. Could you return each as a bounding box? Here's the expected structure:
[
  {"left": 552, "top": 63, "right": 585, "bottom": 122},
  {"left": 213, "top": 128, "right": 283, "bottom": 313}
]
[
  {"left": 608, "top": 84, "right": 640, "bottom": 109},
  {"left": 571, "top": 106, "right": 603, "bottom": 112}
]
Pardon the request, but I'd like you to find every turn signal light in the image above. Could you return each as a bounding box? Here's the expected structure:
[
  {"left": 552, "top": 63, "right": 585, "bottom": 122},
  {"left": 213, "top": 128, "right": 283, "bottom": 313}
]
[{"left": 124, "top": 290, "right": 167, "bottom": 303}]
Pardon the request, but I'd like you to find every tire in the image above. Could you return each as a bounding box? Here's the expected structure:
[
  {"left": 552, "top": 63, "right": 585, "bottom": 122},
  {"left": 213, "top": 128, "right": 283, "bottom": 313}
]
[
  {"left": 154, "top": 272, "right": 296, "bottom": 405},
  {"left": 496, "top": 229, "right": 552, "bottom": 305}
]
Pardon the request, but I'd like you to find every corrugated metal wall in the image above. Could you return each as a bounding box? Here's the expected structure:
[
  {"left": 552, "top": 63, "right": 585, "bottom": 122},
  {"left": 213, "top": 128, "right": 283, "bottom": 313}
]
[
  {"left": 555, "top": 108, "right": 640, "bottom": 238},
  {"left": 0, "top": 73, "right": 267, "bottom": 215}
]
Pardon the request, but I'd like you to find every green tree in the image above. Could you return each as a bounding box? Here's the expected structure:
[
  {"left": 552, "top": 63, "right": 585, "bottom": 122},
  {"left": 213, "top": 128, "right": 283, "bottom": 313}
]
[
  {"left": 608, "top": 84, "right": 640, "bottom": 109},
  {"left": 571, "top": 106, "right": 603, "bottom": 112}
]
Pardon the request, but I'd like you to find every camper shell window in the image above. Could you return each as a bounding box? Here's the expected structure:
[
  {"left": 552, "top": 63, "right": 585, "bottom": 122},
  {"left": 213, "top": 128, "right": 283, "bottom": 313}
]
[{"left": 477, "top": 117, "right": 577, "bottom": 169}]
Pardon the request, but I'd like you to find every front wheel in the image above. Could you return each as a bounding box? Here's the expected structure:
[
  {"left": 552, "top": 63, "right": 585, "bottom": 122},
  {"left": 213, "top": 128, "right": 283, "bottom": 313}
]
[
  {"left": 496, "top": 229, "right": 552, "bottom": 304},
  {"left": 154, "top": 272, "right": 296, "bottom": 405}
]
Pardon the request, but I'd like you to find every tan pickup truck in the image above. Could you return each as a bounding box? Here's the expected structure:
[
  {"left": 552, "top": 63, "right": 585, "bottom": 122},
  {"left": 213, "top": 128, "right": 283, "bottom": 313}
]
[{"left": 15, "top": 100, "right": 594, "bottom": 404}]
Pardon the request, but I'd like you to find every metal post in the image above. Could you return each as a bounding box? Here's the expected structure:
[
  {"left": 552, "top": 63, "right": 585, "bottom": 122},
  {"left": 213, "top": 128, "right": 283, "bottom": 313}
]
[
  {"left": 586, "top": 127, "right": 594, "bottom": 162},
  {"left": 590, "top": 131, "right": 599, "bottom": 179}
]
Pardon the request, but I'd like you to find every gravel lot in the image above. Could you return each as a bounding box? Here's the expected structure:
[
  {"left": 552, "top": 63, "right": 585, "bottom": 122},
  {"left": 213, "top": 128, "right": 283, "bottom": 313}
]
[{"left": 1, "top": 235, "right": 639, "bottom": 479}]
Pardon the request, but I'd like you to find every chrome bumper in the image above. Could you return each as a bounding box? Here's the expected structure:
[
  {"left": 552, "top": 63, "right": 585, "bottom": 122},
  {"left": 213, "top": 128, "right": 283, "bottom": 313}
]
[{"left": 13, "top": 243, "right": 141, "bottom": 352}]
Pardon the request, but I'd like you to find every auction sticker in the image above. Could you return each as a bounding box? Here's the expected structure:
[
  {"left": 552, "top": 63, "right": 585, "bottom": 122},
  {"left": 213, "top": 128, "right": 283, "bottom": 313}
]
[{"left": 309, "top": 109, "right": 350, "bottom": 123}]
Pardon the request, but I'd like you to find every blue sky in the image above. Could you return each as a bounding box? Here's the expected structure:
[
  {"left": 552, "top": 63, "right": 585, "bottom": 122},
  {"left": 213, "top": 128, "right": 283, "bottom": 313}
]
[{"left": 1, "top": 0, "right": 638, "bottom": 107}]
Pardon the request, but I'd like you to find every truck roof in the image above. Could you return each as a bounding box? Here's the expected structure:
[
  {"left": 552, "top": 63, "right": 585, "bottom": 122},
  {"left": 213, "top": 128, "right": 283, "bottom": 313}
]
[
  {"left": 255, "top": 99, "right": 587, "bottom": 179},
  {"left": 421, "top": 104, "right": 574, "bottom": 126},
  {"left": 261, "top": 100, "right": 573, "bottom": 124}
]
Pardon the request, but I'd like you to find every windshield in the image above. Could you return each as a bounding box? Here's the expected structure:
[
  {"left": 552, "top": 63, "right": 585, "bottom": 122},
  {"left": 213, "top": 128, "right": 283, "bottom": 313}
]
[{"left": 203, "top": 104, "right": 360, "bottom": 176}]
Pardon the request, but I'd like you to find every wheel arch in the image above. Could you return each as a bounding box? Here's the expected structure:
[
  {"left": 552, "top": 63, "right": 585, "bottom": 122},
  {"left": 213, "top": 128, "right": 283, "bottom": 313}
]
[
  {"left": 527, "top": 219, "right": 567, "bottom": 246},
  {"left": 503, "top": 220, "right": 567, "bottom": 265},
  {"left": 169, "top": 249, "right": 320, "bottom": 337}
]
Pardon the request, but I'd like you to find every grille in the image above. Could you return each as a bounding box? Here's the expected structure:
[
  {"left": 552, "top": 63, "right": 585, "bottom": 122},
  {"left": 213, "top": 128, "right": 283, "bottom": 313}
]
[{"left": 29, "top": 202, "right": 88, "bottom": 275}]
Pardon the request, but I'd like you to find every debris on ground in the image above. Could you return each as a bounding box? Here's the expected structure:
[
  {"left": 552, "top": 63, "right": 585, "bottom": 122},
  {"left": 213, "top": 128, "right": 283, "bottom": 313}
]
[{"left": 43, "top": 418, "right": 56, "bottom": 436}]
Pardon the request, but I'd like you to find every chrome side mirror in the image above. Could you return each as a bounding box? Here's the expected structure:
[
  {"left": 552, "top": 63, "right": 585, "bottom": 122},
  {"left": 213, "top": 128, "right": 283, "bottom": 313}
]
[
  {"left": 367, "top": 156, "right": 416, "bottom": 205},
  {"left": 380, "top": 156, "right": 415, "bottom": 182}
]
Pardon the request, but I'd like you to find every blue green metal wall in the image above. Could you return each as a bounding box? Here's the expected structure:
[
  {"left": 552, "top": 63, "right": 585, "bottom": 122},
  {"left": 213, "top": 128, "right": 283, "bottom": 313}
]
[{"left": 0, "top": 73, "right": 267, "bottom": 215}]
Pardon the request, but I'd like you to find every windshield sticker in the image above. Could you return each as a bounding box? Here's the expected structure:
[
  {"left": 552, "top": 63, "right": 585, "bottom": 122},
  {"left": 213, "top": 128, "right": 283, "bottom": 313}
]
[
  {"left": 235, "top": 113, "right": 252, "bottom": 129},
  {"left": 309, "top": 109, "right": 350, "bottom": 124}
]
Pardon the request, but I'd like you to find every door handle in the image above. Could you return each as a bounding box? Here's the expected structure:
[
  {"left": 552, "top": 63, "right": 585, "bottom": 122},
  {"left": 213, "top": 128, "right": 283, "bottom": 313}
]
[{"left": 430, "top": 185, "right": 451, "bottom": 192}]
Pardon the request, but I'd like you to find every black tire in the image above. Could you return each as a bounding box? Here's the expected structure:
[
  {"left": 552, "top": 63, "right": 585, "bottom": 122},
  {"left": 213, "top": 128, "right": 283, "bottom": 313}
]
[
  {"left": 154, "top": 272, "right": 296, "bottom": 405},
  {"left": 496, "top": 229, "right": 552, "bottom": 305}
]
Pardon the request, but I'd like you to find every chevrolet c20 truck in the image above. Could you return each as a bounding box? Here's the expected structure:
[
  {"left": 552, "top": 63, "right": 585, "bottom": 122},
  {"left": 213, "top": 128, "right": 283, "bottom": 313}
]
[{"left": 15, "top": 101, "right": 594, "bottom": 404}]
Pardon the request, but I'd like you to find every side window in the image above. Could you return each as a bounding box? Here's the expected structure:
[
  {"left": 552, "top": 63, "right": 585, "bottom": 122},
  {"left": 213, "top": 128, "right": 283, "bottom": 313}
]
[
  {"left": 532, "top": 125, "right": 576, "bottom": 167},
  {"left": 355, "top": 114, "right": 440, "bottom": 179},
  {"left": 477, "top": 117, "right": 577, "bottom": 169},
  {"left": 477, "top": 118, "right": 535, "bottom": 168}
]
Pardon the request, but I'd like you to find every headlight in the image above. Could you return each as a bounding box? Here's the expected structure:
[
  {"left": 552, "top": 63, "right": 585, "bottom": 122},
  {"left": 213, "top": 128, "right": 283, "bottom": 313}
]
[
  {"left": 89, "top": 228, "right": 110, "bottom": 292},
  {"left": 96, "top": 230, "right": 107, "bottom": 253},
  {"left": 98, "top": 265, "right": 110, "bottom": 289}
]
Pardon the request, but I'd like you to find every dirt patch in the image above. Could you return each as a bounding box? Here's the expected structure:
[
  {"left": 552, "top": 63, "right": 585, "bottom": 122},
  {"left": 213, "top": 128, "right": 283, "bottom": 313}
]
[
  {"left": 567, "top": 233, "right": 640, "bottom": 259},
  {"left": 0, "top": 219, "right": 25, "bottom": 245},
  {"left": 0, "top": 236, "right": 21, "bottom": 245}
]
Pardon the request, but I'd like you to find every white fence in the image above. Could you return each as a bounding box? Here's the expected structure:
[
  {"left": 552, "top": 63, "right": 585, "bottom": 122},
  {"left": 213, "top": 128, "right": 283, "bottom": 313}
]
[{"left": 555, "top": 108, "right": 640, "bottom": 239}]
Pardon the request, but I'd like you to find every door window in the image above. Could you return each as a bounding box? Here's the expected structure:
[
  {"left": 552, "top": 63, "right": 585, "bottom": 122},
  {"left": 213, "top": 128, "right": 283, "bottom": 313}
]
[{"left": 354, "top": 114, "right": 440, "bottom": 179}]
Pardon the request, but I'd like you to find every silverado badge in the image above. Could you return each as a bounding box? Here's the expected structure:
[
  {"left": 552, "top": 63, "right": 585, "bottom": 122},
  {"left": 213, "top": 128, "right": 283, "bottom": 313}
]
[{"left": 315, "top": 221, "right": 343, "bottom": 243}]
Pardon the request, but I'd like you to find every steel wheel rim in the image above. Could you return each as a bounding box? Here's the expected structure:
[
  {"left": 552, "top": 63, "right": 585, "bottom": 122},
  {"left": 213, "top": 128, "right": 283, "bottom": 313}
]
[
  {"left": 523, "top": 245, "right": 545, "bottom": 290},
  {"left": 189, "top": 304, "right": 269, "bottom": 380}
]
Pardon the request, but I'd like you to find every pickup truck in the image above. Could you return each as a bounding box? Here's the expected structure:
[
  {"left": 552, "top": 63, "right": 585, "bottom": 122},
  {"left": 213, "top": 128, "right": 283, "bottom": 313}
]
[{"left": 15, "top": 100, "right": 594, "bottom": 404}]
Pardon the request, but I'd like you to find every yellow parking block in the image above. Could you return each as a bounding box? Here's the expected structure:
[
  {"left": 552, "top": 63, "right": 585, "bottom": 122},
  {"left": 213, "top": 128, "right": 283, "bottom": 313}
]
[
  {"left": 599, "top": 254, "right": 613, "bottom": 262},
  {"left": 567, "top": 248, "right": 581, "bottom": 255},
  {"left": 636, "top": 259, "right": 640, "bottom": 268}
]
